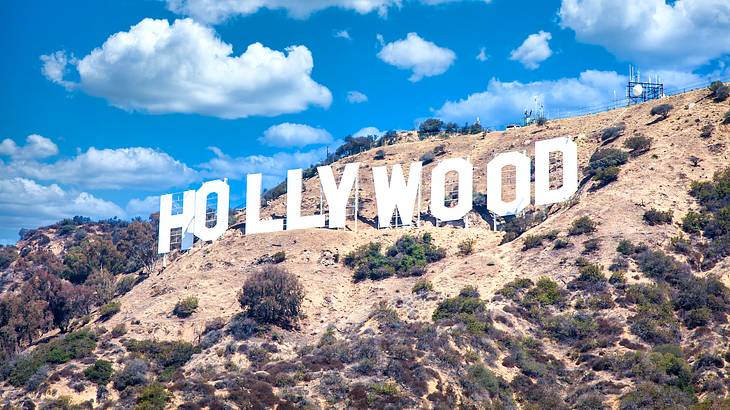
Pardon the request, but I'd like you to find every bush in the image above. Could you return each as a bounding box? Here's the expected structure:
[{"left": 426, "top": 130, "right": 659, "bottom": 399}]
[
  {"left": 345, "top": 234, "right": 445, "bottom": 281},
  {"left": 239, "top": 265, "right": 304, "bottom": 328},
  {"left": 0, "top": 245, "right": 18, "bottom": 270},
  {"left": 593, "top": 166, "right": 620, "bottom": 186},
  {"left": 136, "top": 383, "right": 170, "bottom": 409},
  {"left": 113, "top": 359, "right": 148, "bottom": 391},
  {"left": 412, "top": 279, "right": 433, "bottom": 294},
  {"left": 623, "top": 135, "right": 652, "bottom": 155},
  {"left": 521, "top": 278, "right": 566, "bottom": 308},
  {"left": 496, "top": 278, "right": 534, "bottom": 299},
  {"left": 553, "top": 238, "right": 571, "bottom": 249},
  {"left": 432, "top": 287, "right": 490, "bottom": 334},
  {"left": 420, "top": 152, "right": 435, "bottom": 165},
  {"left": 650, "top": 103, "right": 673, "bottom": 119},
  {"left": 535, "top": 116, "right": 547, "bottom": 126},
  {"left": 458, "top": 238, "right": 476, "bottom": 255},
  {"left": 617, "top": 239, "right": 637, "bottom": 255},
  {"left": 582, "top": 238, "right": 601, "bottom": 254},
  {"left": 724, "top": 110, "right": 730, "bottom": 124},
  {"left": 111, "top": 323, "right": 127, "bottom": 338},
  {"left": 173, "top": 296, "right": 199, "bottom": 318},
  {"left": 588, "top": 149, "right": 628, "bottom": 177},
  {"left": 98, "top": 301, "right": 121, "bottom": 321},
  {"left": 84, "top": 360, "right": 113, "bottom": 385},
  {"left": 522, "top": 235, "right": 543, "bottom": 250},
  {"left": 573, "top": 264, "right": 606, "bottom": 289},
  {"left": 374, "top": 149, "right": 386, "bottom": 160},
  {"left": 600, "top": 123, "right": 625, "bottom": 142},
  {"left": 713, "top": 85, "right": 729, "bottom": 102},
  {"left": 700, "top": 123, "right": 714, "bottom": 139},
  {"left": 228, "top": 313, "right": 260, "bottom": 340},
  {"left": 643, "top": 209, "right": 673, "bottom": 226},
  {"left": 569, "top": 216, "right": 598, "bottom": 236},
  {"left": 619, "top": 383, "right": 694, "bottom": 410}
]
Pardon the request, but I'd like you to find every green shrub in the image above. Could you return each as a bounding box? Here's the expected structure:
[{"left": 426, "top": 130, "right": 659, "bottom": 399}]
[
  {"left": 643, "top": 209, "right": 673, "bottom": 226},
  {"left": 136, "top": 383, "right": 170, "bottom": 410},
  {"left": 588, "top": 148, "right": 628, "bottom": 178},
  {"left": 623, "top": 134, "right": 652, "bottom": 156},
  {"left": 544, "top": 313, "right": 598, "bottom": 343},
  {"left": 99, "top": 301, "right": 121, "bottom": 321},
  {"left": 600, "top": 123, "right": 625, "bottom": 142},
  {"left": 553, "top": 238, "right": 570, "bottom": 249},
  {"left": 173, "top": 296, "right": 199, "bottom": 318},
  {"left": 617, "top": 239, "right": 637, "bottom": 255},
  {"left": 521, "top": 278, "right": 566, "bottom": 308},
  {"left": 239, "top": 265, "right": 304, "bottom": 328},
  {"left": 700, "top": 123, "right": 714, "bottom": 139},
  {"left": 412, "top": 279, "right": 433, "bottom": 294},
  {"left": 496, "top": 278, "right": 534, "bottom": 299},
  {"left": 582, "top": 238, "right": 601, "bottom": 254},
  {"left": 111, "top": 323, "right": 127, "bottom": 338},
  {"left": 650, "top": 103, "right": 673, "bottom": 119},
  {"left": 619, "top": 383, "right": 694, "bottom": 410},
  {"left": 522, "top": 235, "right": 543, "bottom": 250},
  {"left": 345, "top": 233, "right": 445, "bottom": 281},
  {"left": 593, "top": 166, "right": 620, "bottom": 186},
  {"left": 724, "top": 110, "right": 730, "bottom": 124},
  {"left": 572, "top": 264, "right": 606, "bottom": 290},
  {"left": 125, "top": 339, "right": 199, "bottom": 372},
  {"left": 458, "top": 238, "right": 476, "bottom": 255},
  {"left": 569, "top": 216, "right": 598, "bottom": 236},
  {"left": 713, "top": 85, "right": 729, "bottom": 102},
  {"left": 433, "top": 286, "right": 491, "bottom": 334},
  {"left": 84, "top": 360, "right": 113, "bottom": 385},
  {"left": 0, "top": 245, "right": 18, "bottom": 270},
  {"left": 681, "top": 211, "right": 709, "bottom": 234},
  {"left": 8, "top": 331, "right": 97, "bottom": 387}
]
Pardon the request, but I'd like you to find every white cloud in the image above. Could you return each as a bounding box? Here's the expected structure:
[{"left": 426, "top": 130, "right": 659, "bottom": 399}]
[
  {"left": 377, "top": 33, "right": 456, "bottom": 82},
  {"left": 0, "top": 178, "right": 125, "bottom": 240},
  {"left": 166, "top": 0, "right": 493, "bottom": 23},
  {"left": 0, "top": 134, "right": 59, "bottom": 160},
  {"left": 353, "top": 127, "right": 384, "bottom": 137},
  {"left": 126, "top": 195, "right": 160, "bottom": 217},
  {"left": 510, "top": 31, "right": 552, "bottom": 70},
  {"left": 40, "top": 51, "right": 76, "bottom": 90},
  {"left": 41, "top": 18, "right": 332, "bottom": 119},
  {"left": 559, "top": 0, "right": 730, "bottom": 69},
  {"left": 199, "top": 145, "right": 334, "bottom": 187},
  {"left": 476, "top": 47, "right": 488, "bottom": 62},
  {"left": 259, "top": 123, "right": 333, "bottom": 148},
  {"left": 335, "top": 30, "right": 352, "bottom": 40},
  {"left": 1, "top": 145, "right": 198, "bottom": 190},
  {"left": 435, "top": 70, "right": 626, "bottom": 125},
  {"left": 347, "top": 91, "right": 368, "bottom": 103}
]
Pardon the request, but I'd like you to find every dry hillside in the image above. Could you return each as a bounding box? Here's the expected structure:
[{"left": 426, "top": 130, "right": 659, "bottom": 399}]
[{"left": 1, "top": 86, "right": 730, "bottom": 409}]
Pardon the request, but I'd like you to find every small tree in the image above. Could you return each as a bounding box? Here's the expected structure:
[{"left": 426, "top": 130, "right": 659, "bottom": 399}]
[
  {"left": 650, "top": 103, "right": 673, "bottom": 120},
  {"left": 418, "top": 118, "right": 444, "bottom": 136},
  {"left": 173, "top": 297, "right": 199, "bottom": 318},
  {"left": 239, "top": 265, "right": 304, "bottom": 328}
]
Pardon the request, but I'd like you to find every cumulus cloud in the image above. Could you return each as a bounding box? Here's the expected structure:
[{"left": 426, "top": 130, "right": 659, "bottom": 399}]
[
  {"left": 0, "top": 134, "right": 59, "bottom": 160},
  {"left": 199, "top": 145, "right": 334, "bottom": 187},
  {"left": 377, "top": 33, "right": 456, "bottom": 82},
  {"left": 510, "top": 31, "right": 553, "bottom": 69},
  {"left": 258, "top": 123, "right": 333, "bottom": 148},
  {"left": 353, "top": 127, "right": 384, "bottom": 137},
  {"left": 476, "top": 47, "right": 488, "bottom": 62},
  {"left": 347, "top": 91, "right": 368, "bottom": 103},
  {"left": 435, "top": 70, "right": 626, "bottom": 125},
  {"left": 166, "top": 0, "right": 492, "bottom": 23},
  {"left": 335, "top": 30, "right": 352, "bottom": 40},
  {"left": 1, "top": 144, "right": 198, "bottom": 190},
  {"left": 126, "top": 195, "right": 160, "bottom": 217},
  {"left": 41, "top": 18, "right": 332, "bottom": 119},
  {"left": 0, "top": 178, "right": 125, "bottom": 241},
  {"left": 559, "top": 0, "right": 730, "bottom": 68}
]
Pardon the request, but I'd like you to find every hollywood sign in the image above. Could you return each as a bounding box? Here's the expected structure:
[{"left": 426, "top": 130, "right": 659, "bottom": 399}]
[{"left": 158, "top": 137, "right": 578, "bottom": 254}]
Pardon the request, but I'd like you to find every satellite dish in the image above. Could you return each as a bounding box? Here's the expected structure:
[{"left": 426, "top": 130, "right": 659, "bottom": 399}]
[{"left": 632, "top": 84, "right": 644, "bottom": 97}]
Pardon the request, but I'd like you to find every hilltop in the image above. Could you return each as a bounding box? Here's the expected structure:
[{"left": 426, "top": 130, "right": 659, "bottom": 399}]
[{"left": 1, "top": 85, "right": 730, "bottom": 409}]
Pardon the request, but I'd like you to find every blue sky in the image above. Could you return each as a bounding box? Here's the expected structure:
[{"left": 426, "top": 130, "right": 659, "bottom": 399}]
[{"left": 1, "top": 0, "right": 729, "bottom": 243}]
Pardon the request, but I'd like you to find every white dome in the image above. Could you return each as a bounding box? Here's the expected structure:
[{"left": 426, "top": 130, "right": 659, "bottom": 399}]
[{"left": 632, "top": 84, "right": 644, "bottom": 97}]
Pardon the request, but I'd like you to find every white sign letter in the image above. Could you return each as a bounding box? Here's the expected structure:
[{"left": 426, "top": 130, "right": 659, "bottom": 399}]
[
  {"left": 286, "top": 168, "right": 326, "bottom": 231},
  {"left": 193, "top": 179, "right": 230, "bottom": 242},
  {"left": 245, "top": 173, "right": 284, "bottom": 234},
  {"left": 373, "top": 162, "right": 422, "bottom": 228},
  {"left": 487, "top": 152, "right": 531, "bottom": 216},
  {"left": 534, "top": 137, "right": 578, "bottom": 206},
  {"left": 158, "top": 190, "right": 195, "bottom": 254},
  {"left": 431, "top": 157, "right": 473, "bottom": 221},
  {"left": 318, "top": 163, "right": 360, "bottom": 228}
]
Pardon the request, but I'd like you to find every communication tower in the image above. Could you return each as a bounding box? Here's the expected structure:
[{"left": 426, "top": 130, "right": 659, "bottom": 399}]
[{"left": 627, "top": 65, "right": 664, "bottom": 105}]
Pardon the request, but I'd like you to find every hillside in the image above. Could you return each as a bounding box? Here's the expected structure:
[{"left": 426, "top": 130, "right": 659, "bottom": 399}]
[{"left": 1, "top": 86, "right": 730, "bottom": 409}]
